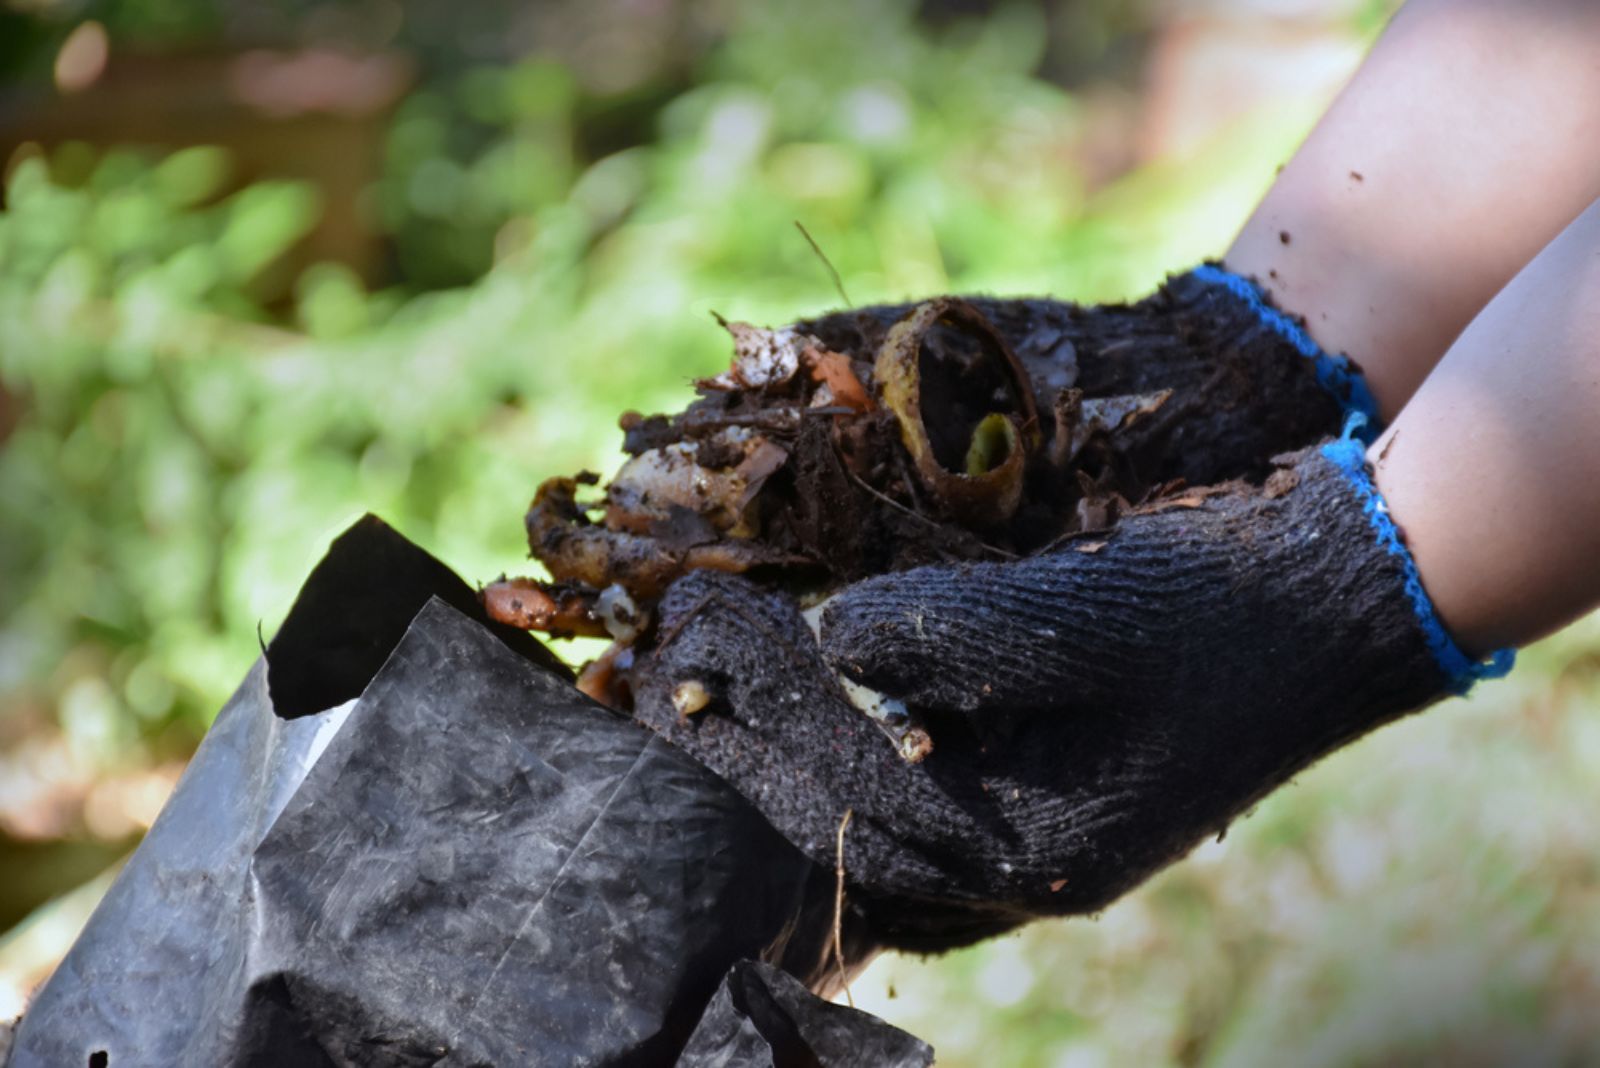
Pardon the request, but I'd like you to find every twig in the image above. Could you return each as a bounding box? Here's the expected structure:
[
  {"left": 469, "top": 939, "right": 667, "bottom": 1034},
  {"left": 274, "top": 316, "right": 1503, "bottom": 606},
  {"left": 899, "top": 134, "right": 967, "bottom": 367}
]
[
  {"left": 1377, "top": 429, "right": 1399, "bottom": 466},
  {"left": 844, "top": 469, "right": 1019, "bottom": 561},
  {"left": 833, "top": 807, "right": 855, "bottom": 1007},
  {"left": 843, "top": 469, "right": 940, "bottom": 530},
  {"left": 795, "top": 221, "right": 852, "bottom": 308},
  {"left": 894, "top": 449, "right": 930, "bottom": 516}
]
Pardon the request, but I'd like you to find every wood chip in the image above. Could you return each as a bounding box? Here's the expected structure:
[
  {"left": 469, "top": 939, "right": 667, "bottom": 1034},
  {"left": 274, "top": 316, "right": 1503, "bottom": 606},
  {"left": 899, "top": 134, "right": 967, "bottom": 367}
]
[{"left": 1263, "top": 467, "right": 1299, "bottom": 499}]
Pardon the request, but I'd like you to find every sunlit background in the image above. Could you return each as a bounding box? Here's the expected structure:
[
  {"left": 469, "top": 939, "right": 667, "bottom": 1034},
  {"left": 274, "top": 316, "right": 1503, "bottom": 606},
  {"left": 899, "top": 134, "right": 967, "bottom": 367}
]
[{"left": 6, "top": 0, "right": 1600, "bottom": 1063}]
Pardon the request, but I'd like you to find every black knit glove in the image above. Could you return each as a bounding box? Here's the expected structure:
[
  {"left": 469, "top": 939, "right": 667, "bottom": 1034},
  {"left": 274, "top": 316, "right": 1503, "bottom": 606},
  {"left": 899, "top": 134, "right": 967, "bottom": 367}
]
[
  {"left": 797, "top": 263, "right": 1379, "bottom": 487},
  {"left": 631, "top": 427, "right": 1511, "bottom": 953}
]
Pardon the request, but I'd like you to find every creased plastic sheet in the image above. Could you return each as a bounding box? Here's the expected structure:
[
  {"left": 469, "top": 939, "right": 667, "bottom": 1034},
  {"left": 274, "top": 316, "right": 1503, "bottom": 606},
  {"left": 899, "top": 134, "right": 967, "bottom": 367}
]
[
  {"left": 8, "top": 517, "right": 925, "bottom": 1066},
  {"left": 678, "top": 960, "right": 933, "bottom": 1067}
]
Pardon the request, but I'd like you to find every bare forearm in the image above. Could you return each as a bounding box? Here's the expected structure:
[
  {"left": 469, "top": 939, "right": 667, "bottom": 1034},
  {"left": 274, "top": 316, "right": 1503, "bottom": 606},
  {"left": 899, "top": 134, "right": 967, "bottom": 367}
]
[
  {"left": 1228, "top": 0, "right": 1600, "bottom": 419},
  {"left": 1371, "top": 197, "right": 1600, "bottom": 654}
]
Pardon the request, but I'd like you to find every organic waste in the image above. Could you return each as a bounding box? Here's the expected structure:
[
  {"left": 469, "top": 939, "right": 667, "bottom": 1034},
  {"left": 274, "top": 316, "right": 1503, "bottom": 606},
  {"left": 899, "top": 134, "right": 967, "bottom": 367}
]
[{"left": 484, "top": 297, "right": 1184, "bottom": 755}]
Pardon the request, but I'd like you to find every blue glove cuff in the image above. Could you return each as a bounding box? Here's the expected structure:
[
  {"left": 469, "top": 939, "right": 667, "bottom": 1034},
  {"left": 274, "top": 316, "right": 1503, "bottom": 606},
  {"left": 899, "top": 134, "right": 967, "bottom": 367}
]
[
  {"left": 1192, "top": 263, "right": 1383, "bottom": 443},
  {"left": 1321, "top": 413, "right": 1515, "bottom": 694}
]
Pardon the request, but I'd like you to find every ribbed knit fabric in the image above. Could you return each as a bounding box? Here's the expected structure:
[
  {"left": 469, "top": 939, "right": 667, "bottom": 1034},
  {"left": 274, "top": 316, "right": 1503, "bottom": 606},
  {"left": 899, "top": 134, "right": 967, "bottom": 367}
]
[
  {"left": 633, "top": 445, "right": 1462, "bottom": 953},
  {"left": 1191, "top": 264, "right": 1381, "bottom": 433},
  {"left": 795, "top": 265, "right": 1357, "bottom": 487},
  {"left": 1321, "top": 414, "right": 1515, "bottom": 692}
]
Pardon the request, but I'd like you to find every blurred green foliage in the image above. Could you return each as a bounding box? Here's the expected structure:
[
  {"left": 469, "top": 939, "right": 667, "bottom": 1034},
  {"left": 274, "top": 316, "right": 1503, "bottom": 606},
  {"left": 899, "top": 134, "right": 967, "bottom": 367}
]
[
  {"left": 1, "top": 0, "right": 1324, "bottom": 759},
  {"left": 378, "top": 59, "right": 581, "bottom": 287}
]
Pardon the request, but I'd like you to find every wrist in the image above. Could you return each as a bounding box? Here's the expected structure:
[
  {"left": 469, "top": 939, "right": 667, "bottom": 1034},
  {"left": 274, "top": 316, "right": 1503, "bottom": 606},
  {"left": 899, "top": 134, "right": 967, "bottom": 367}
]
[
  {"left": 1366, "top": 421, "right": 1529, "bottom": 660},
  {"left": 1328, "top": 415, "right": 1516, "bottom": 690}
]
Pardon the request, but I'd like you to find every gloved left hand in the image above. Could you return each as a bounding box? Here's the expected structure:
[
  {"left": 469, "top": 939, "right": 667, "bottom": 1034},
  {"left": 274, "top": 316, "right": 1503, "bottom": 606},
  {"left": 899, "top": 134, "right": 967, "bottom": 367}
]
[{"left": 630, "top": 427, "right": 1512, "bottom": 952}]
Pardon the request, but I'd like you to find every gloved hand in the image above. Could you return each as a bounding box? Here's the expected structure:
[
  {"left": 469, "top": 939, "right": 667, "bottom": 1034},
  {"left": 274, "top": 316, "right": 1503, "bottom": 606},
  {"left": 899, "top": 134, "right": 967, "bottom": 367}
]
[
  {"left": 630, "top": 423, "right": 1511, "bottom": 953},
  {"left": 796, "top": 263, "right": 1380, "bottom": 488}
]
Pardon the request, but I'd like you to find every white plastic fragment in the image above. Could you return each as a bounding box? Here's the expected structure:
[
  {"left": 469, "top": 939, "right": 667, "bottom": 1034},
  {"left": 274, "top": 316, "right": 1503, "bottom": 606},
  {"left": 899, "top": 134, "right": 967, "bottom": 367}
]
[
  {"left": 802, "top": 600, "right": 925, "bottom": 761},
  {"left": 596, "top": 584, "right": 644, "bottom": 642},
  {"left": 835, "top": 674, "right": 910, "bottom": 726}
]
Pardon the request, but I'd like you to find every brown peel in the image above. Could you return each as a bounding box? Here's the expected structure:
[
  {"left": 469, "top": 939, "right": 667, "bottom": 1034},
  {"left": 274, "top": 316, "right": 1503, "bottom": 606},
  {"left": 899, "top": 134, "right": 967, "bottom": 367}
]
[
  {"left": 525, "top": 473, "right": 805, "bottom": 605},
  {"left": 874, "top": 298, "right": 1040, "bottom": 526},
  {"left": 577, "top": 641, "right": 635, "bottom": 707},
  {"left": 482, "top": 577, "right": 610, "bottom": 638}
]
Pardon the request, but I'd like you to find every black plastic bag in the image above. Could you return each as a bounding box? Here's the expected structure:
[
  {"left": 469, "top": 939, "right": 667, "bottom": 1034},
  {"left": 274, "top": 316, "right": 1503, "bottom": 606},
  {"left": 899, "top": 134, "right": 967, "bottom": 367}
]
[
  {"left": 9, "top": 518, "right": 921, "bottom": 1067},
  {"left": 677, "top": 961, "right": 932, "bottom": 1067}
]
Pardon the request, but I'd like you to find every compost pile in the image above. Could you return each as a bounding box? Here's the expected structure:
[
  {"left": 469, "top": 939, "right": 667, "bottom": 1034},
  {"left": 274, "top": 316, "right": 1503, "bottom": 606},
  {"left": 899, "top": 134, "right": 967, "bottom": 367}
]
[{"left": 485, "top": 297, "right": 1185, "bottom": 714}]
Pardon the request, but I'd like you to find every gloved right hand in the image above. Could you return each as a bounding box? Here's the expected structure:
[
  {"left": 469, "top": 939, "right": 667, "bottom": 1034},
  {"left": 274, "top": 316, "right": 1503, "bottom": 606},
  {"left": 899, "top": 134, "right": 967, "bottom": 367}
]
[
  {"left": 797, "top": 262, "right": 1381, "bottom": 488},
  {"left": 630, "top": 427, "right": 1511, "bottom": 953}
]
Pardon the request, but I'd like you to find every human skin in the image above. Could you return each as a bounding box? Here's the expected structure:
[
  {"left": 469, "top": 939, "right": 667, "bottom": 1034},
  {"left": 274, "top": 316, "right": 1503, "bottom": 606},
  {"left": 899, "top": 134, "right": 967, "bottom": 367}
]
[
  {"left": 1224, "top": 0, "right": 1600, "bottom": 655},
  {"left": 1227, "top": 0, "right": 1600, "bottom": 424},
  {"left": 1366, "top": 198, "right": 1600, "bottom": 655}
]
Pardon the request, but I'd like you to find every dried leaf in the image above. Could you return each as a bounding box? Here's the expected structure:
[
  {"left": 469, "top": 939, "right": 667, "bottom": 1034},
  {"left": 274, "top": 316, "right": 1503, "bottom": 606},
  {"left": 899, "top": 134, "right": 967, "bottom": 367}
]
[
  {"left": 699, "top": 321, "right": 809, "bottom": 390},
  {"left": 802, "top": 345, "right": 874, "bottom": 412},
  {"left": 1075, "top": 496, "right": 1114, "bottom": 532},
  {"left": 737, "top": 439, "right": 790, "bottom": 479},
  {"left": 1137, "top": 494, "right": 1205, "bottom": 512},
  {"left": 1056, "top": 389, "right": 1173, "bottom": 467},
  {"left": 1133, "top": 483, "right": 1232, "bottom": 515},
  {"left": 1016, "top": 327, "right": 1078, "bottom": 392},
  {"left": 734, "top": 439, "right": 791, "bottom": 510}
]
